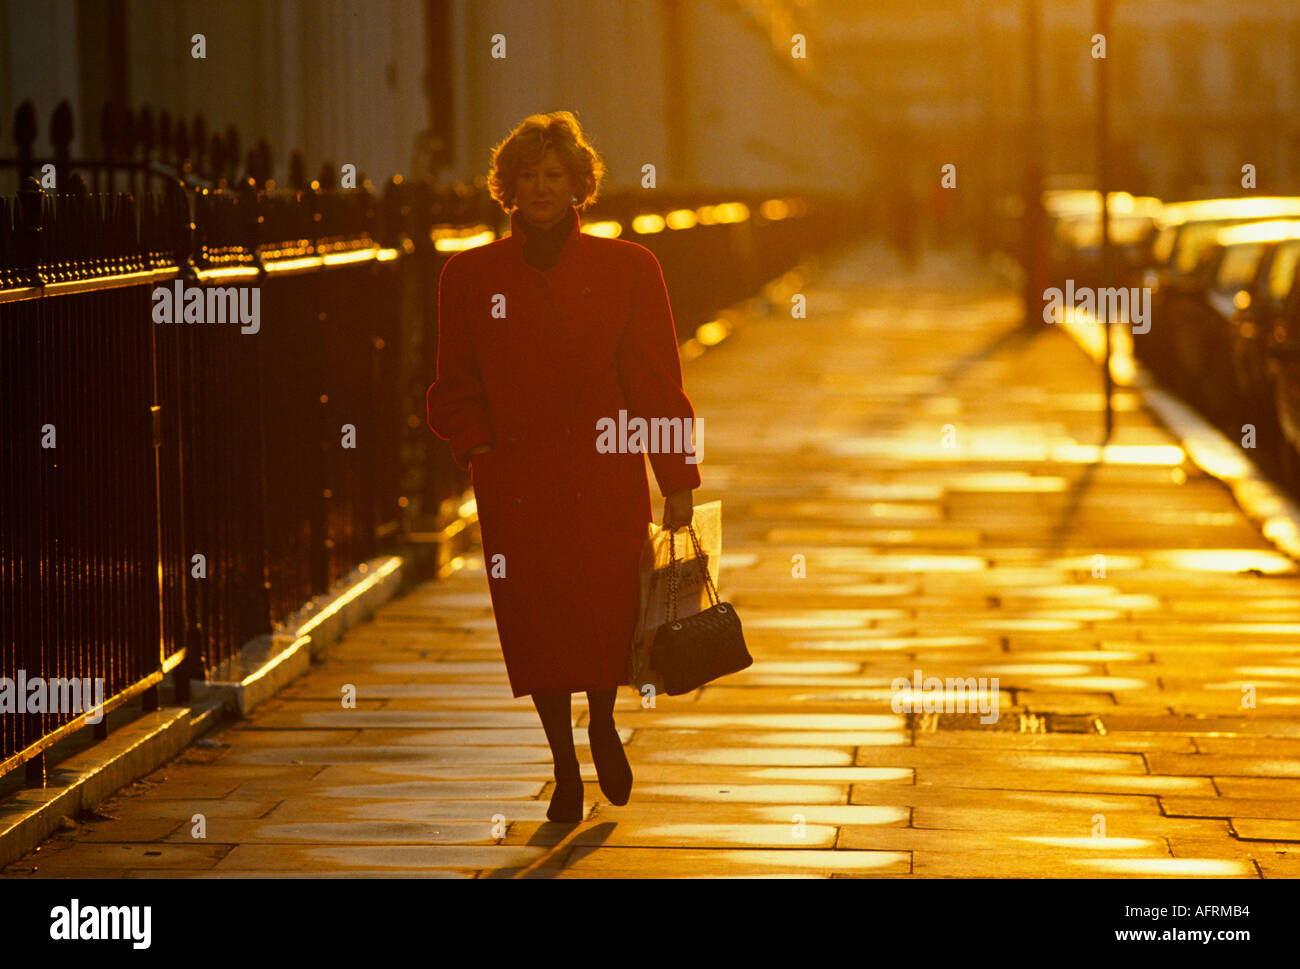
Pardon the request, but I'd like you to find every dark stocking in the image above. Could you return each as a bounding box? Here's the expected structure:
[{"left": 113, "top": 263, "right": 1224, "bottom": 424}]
[
  {"left": 531, "top": 691, "right": 583, "bottom": 822},
  {"left": 586, "top": 687, "right": 632, "bottom": 805}
]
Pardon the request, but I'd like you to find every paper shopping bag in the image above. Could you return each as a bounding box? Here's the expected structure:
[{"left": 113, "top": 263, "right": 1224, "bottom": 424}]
[{"left": 627, "top": 499, "right": 722, "bottom": 695}]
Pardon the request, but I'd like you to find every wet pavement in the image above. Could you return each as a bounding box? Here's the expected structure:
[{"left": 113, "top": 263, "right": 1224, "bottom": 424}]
[{"left": 7, "top": 241, "right": 1300, "bottom": 878}]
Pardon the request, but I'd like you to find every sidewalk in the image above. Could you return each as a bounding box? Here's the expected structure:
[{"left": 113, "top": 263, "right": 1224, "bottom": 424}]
[{"left": 6, "top": 241, "right": 1300, "bottom": 878}]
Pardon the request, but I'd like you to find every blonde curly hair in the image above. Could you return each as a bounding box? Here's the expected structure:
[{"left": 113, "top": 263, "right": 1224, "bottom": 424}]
[{"left": 487, "top": 111, "right": 606, "bottom": 213}]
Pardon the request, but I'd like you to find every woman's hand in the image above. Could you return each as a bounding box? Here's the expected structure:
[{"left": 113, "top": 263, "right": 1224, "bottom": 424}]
[{"left": 662, "top": 488, "right": 694, "bottom": 530}]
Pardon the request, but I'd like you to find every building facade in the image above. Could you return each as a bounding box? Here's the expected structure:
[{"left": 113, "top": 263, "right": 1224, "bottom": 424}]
[{"left": 0, "top": 0, "right": 865, "bottom": 199}]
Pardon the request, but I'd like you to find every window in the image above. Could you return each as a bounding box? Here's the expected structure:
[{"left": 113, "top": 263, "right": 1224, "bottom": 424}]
[
  {"left": 1266, "top": 240, "right": 1300, "bottom": 303},
  {"left": 1152, "top": 225, "right": 1177, "bottom": 266},
  {"left": 1214, "top": 242, "right": 1266, "bottom": 295},
  {"left": 1174, "top": 222, "right": 1229, "bottom": 276}
]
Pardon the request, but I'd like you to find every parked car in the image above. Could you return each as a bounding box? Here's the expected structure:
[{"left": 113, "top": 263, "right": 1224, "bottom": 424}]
[
  {"left": 1265, "top": 259, "right": 1300, "bottom": 489},
  {"left": 1043, "top": 190, "right": 1163, "bottom": 289},
  {"left": 1176, "top": 221, "right": 1300, "bottom": 431},
  {"left": 1174, "top": 235, "right": 1269, "bottom": 424},
  {"left": 1137, "top": 197, "right": 1300, "bottom": 396},
  {"left": 1225, "top": 223, "right": 1300, "bottom": 444}
]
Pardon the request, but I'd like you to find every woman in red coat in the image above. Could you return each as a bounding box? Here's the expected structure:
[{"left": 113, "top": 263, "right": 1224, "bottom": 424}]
[{"left": 426, "top": 112, "right": 702, "bottom": 822}]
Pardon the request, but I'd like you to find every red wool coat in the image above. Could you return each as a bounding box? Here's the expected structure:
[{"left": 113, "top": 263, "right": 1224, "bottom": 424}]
[{"left": 426, "top": 205, "right": 703, "bottom": 697}]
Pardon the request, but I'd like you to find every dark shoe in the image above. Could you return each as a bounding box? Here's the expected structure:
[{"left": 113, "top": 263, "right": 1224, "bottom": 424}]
[
  {"left": 546, "top": 765, "right": 584, "bottom": 823},
  {"left": 587, "top": 720, "right": 633, "bottom": 805}
]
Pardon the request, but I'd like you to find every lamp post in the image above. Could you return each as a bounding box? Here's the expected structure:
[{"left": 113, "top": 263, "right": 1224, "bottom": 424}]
[
  {"left": 1097, "top": 0, "right": 1114, "bottom": 438},
  {"left": 1022, "top": 0, "right": 1047, "bottom": 329}
]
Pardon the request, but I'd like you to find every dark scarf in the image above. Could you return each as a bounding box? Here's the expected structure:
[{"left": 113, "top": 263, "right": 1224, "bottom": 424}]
[{"left": 516, "top": 206, "right": 576, "bottom": 271}]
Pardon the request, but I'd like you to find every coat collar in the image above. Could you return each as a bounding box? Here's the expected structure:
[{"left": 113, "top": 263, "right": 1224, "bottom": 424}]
[{"left": 508, "top": 204, "right": 583, "bottom": 251}]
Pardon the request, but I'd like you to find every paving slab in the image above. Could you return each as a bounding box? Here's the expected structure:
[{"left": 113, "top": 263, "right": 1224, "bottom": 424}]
[
  {"left": 220, "top": 744, "right": 557, "bottom": 766},
  {"left": 910, "top": 806, "right": 1231, "bottom": 839},
  {"left": 122, "top": 869, "right": 473, "bottom": 879},
  {"left": 913, "top": 853, "right": 1255, "bottom": 878},
  {"left": 1230, "top": 819, "right": 1300, "bottom": 843},
  {"left": 911, "top": 732, "right": 1197, "bottom": 753},
  {"left": 629, "top": 746, "right": 856, "bottom": 766},
  {"left": 85, "top": 798, "right": 280, "bottom": 821},
  {"left": 1256, "top": 854, "right": 1300, "bottom": 877},
  {"left": 1214, "top": 777, "right": 1300, "bottom": 799},
  {"left": 162, "top": 819, "right": 502, "bottom": 845},
  {"left": 531, "top": 846, "right": 911, "bottom": 877},
  {"left": 206, "top": 729, "right": 360, "bottom": 746},
  {"left": 626, "top": 729, "right": 910, "bottom": 748},
  {"left": 211, "top": 843, "right": 551, "bottom": 873},
  {"left": 908, "top": 767, "right": 1216, "bottom": 797},
  {"left": 503, "top": 820, "right": 841, "bottom": 849},
  {"left": 585, "top": 802, "right": 911, "bottom": 827},
  {"left": 1146, "top": 753, "right": 1300, "bottom": 777},
  {"left": 1160, "top": 797, "right": 1300, "bottom": 820},
  {"left": 853, "top": 748, "right": 1148, "bottom": 772},
  {"left": 1166, "top": 837, "right": 1298, "bottom": 863},
  {"left": 350, "top": 728, "right": 588, "bottom": 746},
  {"left": 260, "top": 797, "right": 556, "bottom": 823},
  {"left": 281, "top": 780, "right": 548, "bottom": 801},
  {"left": 248, "top": 710, "right": 550, "bottom": 729},
  {"left": 622, "top": 783, "right": 852, "bottom": 804},
  {"left": 65, "top": 819, "right": 187, "bottom": 842},
  {"left": 8, "top": 842, "right": 231, "bottom": 872},
  {"left": 839, "top": 826, "right": 1169, "bottom": 855}
]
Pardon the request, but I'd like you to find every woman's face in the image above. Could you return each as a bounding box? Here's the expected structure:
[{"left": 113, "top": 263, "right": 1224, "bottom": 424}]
[{"left": 514, "top": 147, "right": 578, "bottom": 228}]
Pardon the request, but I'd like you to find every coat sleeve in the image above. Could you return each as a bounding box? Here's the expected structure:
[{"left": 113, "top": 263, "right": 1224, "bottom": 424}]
[
  {"left": 427, "top": 255, "right": 494, "bottom": 470},
  {"left": 616, "top": 247, "right": 703, "bottom": 498}
]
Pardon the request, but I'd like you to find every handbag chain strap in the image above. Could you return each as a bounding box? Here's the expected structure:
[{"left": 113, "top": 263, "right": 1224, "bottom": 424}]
[{"left": 665, "top": 523, "right": 721, "bottom": 625}]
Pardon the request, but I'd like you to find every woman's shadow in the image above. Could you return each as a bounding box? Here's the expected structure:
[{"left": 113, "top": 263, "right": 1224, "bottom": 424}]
[{"left": 483, "top": 820, "right": 619, "bottom": 879}]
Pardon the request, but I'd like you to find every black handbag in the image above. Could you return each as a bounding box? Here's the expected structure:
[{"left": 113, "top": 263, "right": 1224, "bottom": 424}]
[{"left": 649, "top": 523, "right": 752, "bottom": 696}]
